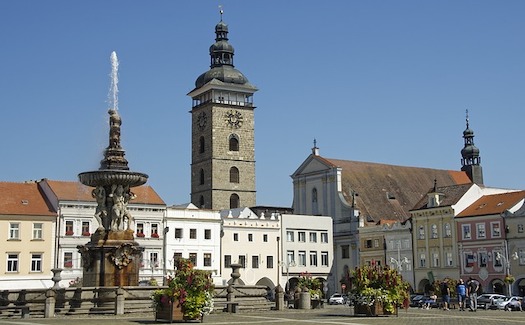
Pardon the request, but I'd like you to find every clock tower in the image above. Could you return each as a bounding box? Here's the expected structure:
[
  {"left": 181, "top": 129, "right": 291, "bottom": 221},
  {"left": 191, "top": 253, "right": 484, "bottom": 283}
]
[{"left": 188, "top": 17, "right": 258, "bottom": 210}]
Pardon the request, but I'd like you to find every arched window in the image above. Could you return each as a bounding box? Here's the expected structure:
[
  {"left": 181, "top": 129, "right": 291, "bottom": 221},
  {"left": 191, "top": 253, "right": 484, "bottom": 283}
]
[
  {"left": 444, "top": 223, "right": 452, "bottom": 238},
  {"left": 230, "top": 194, "right": 239, "bottom": 209},
  {"left": 230, "top": 167, "right": 239, "bottom": 183},
  {"left": 419, "top": 226, "right": 425, "bottom": 240},
  {"left": 431, "top": 224, "right": 438, "bottom": 238},
  {"left": 199, "top": 169, "right": 205, "bottom": 185},
  {"left": 199, "top": 195, "right": 205, "bottom": 208},
  {"left": 312, "top": 188, "right": 318, "bottom": 215},
  {"left": 229, "top": 135, "right": 239, "bottom": 151},
  {"left": 199, "top": 136, "right": 205, "bottom": 153}
]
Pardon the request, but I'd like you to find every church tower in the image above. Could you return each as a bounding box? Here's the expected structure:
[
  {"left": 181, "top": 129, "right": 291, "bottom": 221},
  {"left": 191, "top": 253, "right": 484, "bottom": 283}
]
[
  {"left": 460, "top": 110, "right": 484, "bottom": 185},
  {"left": 188, "top": 14, "right": 258, "bottom": 210}
]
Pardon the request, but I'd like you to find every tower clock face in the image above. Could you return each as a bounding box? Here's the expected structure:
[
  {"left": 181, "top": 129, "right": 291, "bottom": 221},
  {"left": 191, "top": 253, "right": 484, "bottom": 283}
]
[
  {"left": 225, "top": 110, "right": 243, "bottom": 128},
  {"left": 197, "top": 112, "right": 207, "bottom": 130}
]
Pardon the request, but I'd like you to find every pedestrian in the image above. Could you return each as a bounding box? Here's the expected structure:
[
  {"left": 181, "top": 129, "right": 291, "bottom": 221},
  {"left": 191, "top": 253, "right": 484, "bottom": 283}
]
[
  {"left": 441, "top": 279, "right": 451, "bottom": 310},
  {"left": 467, "top": 277, "right": 479, "bottom": 311},
  {"left": 456, "top": 279, "right": 467, "bottom": 311}
]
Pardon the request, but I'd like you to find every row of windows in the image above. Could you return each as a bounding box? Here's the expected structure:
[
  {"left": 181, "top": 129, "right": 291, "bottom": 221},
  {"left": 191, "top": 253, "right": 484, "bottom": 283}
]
[
  {"left": 5, "top": 253, "right": 43, "bottom": 272},
  {"left": 199, "top": 167, "right": 240, "bottom": 185},
  {"left": 197, "top": 193, "right": 240, "bottom": 209},
  {"left": 173, "top": 252, "right": 212, "bottom": 267},
  {"left": 224, "top": 255, "right": 273, "bottom": 269},
  {"left": 286, "top": 251, "right": 330, "bottom": 267},
  {"left": 461, "top": 222, "right": 501, "bottom": 240},
  {"left": 7, "top": 223, "right": 44, "bottom": 240},
  {"left": 174, "top": 228, "right": 212, "bottom": 240},
  {"left": 199, "top": 135, "right": 240, "bottom": 153},
  {"left": 417, "top": 223, "right": 452, "bottom": 240},
  {"left": 233, "top": 233, "right": 268, "bottom": 242},
  {"left": 418, "top": 252, "right": 454, "bottom": 268},
  {"left": 285, "top": 231, "right": 329, "bottom": 243}
]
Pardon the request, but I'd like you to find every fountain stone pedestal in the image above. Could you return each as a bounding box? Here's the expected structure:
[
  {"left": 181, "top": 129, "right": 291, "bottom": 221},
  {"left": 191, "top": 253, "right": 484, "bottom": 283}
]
[{"left": 79, "top": 229, "right": 143, "bottom": 287}]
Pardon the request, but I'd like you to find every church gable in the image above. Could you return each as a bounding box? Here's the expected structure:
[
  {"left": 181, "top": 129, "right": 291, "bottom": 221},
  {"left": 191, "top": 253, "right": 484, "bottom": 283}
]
[{"left": 291, "top": 154, "right": 334, "bottom": 177}]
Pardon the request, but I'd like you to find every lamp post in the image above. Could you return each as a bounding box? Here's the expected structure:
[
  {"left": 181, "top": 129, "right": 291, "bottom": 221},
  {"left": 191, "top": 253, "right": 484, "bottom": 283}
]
[
  {"left": 162, "top": 226, "right": 169, "bottom": 285},
  {"left": 389, "top": 242, "right": 410, "bottom": 272},
  {"left": 496, "top": 248, "right": 518, "bottom": 296},
  {"left": 280, "top": 260, "right": 296, "bottom": 293}
]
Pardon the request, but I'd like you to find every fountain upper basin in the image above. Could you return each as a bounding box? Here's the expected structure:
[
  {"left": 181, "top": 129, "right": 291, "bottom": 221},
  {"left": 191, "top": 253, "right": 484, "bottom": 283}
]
[{"left": 78, "top": 170, "right": 148, "bottom": 188}]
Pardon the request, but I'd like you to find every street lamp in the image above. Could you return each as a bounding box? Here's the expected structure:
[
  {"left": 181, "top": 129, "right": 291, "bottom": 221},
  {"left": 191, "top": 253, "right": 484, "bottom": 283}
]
[
  {"left": 495, "top": 250, "right": 518, "bottom": 296},
  {"left": 280, "top": 260, "right": 296, "bottom": 293},
  {"left": 390, "top": 241, "right": 410, "bottom": 271}
]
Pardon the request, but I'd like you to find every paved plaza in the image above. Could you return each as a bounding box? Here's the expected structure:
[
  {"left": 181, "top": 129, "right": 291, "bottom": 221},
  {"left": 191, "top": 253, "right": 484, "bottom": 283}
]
[{"left": 1, "top": 305, "right": 525, "bottom": 325}]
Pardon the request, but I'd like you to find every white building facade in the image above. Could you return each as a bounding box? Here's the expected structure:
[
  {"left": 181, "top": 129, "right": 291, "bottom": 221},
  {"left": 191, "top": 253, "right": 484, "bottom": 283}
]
[
  {"left": 165, "top": 204, "right": 222, "bottom": 284},
  {"left": 280, "top": 214, "right": 334, "bottom": 296},
  {"left": 220, "top": 208, "right": 280, "bottom": 288}
]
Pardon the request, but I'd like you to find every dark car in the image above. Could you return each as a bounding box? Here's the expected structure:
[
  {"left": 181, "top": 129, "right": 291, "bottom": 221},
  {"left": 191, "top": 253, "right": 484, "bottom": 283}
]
[
  {"left": 477, "top": 294, "right": 506, "bottom": 310},
  {"left": 410, "top": 294, "right": 428, "bottom": 307}
]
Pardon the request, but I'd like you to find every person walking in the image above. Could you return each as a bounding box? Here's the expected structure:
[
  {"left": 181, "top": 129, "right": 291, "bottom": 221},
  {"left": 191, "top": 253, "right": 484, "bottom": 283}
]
[
  {"left": 456, "top": 279, "right": 467, "bottom": 311},
  {"left": 441, "top": 279, "right": 451, "bottom": 311},
  {"left": 467, "top": 277, "right": 479, "bottom": 311}
]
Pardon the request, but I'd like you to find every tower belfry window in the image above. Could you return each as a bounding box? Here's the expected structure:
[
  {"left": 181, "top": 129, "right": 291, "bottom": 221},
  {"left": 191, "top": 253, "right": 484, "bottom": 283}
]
[
  {"left": 200, "top": 169, "right": 205, "bottom": 185},
  {"left": 199, "top": 136, "right": 205, "bottom": 153},
  {"left": 229, "top": 135, "right": 239, "bottom": 151},
  {"left": 230, "top": 194, "right": 239, "bottom": 209},
  {"left": 230, "top": 167, "right": 239, "bottom": 183}
]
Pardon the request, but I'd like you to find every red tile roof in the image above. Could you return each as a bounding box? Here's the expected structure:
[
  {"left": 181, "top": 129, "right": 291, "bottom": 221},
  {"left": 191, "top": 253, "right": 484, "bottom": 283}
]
[
  {"left": 324, "top": 158, "right": 472, "bottom": 222},
  {"left": 456, "top": 190, "right": 525, "bottom": 217},
  {"left": 0, "top": 182, "right": 55, "bottom": 216},
  {"left": 42, "top": 179, "right": 165, "bottom": 205}
]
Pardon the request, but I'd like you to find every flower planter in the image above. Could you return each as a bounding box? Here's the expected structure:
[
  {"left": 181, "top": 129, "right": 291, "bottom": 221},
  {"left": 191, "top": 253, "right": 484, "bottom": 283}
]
[
  {"left": 354, "top": 302, "right": 397, "bottom": 316},
  {"left": 354, "top": 302, "right": 384, "bottom": 316},
  {"left": 155, "top": 299, "right": 202, "bottom": 323}
]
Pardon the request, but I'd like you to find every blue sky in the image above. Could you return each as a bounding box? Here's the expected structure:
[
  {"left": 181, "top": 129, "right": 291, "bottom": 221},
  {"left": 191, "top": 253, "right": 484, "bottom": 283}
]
[{"left": 1, "top": 1, "right": 524, "bottom": 207}]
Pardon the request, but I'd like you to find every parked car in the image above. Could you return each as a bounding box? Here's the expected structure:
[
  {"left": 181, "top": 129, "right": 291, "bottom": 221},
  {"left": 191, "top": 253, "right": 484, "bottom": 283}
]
[
  {"left": 329, "top": 293, "right": 346, "bottom": 305},
  {"left": 477, "top": 294, "right": 506, "bottom": 310},
  {"left": 496, "top": 296, "right": 523, "bottom": 311}
]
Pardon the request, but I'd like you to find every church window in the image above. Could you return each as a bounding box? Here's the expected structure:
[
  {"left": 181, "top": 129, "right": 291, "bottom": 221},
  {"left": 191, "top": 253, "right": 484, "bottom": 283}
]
[
  {"left": 444, "top": 223, "right": 452, "bottom": 238},
  {"left": 312, "top": 188, "right": 318, "bottom": 215},
  {"left": 229, "top": 167, "right": 239, "bottom": 183},
  {"left": 230, "top": 194, "right": 239, "bottom": 209},
  {"left": 199, "top": 169, "right": 205, "bottom": 185},
  {"left": 431, "top": 224, "right": 438, "bottom": 238},
  {"left": 199, "top": 196, "right": 204, "bottom": 208},
  {"left": 229, "top": 135, "right": 239, "bottom": 151},
  {"left": 418, "top": 226, "right": 425, "bottom": 240},
  {"left": 199, "top": 136, "right": 205, "bottom": 153}
]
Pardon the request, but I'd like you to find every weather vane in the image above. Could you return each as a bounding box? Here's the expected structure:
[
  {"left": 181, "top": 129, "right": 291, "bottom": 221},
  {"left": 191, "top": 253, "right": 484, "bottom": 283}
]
[{"left": 219, "top": 5, "right": 224, "bottom": 21}]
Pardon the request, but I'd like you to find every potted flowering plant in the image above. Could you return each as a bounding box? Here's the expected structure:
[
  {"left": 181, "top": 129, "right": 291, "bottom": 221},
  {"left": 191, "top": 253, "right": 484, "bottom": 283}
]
[
  {"left": 297, "top": 272, "right": 323, "bottom": 308},
  {"left": 350, "top": 263, "right": 409, "bottom": 316},
  {"left": 152, "top": 258, "right": 214, "bottom": 322},
  {"left": 504, "top": 274, "right": 515, "bottom": 284}
]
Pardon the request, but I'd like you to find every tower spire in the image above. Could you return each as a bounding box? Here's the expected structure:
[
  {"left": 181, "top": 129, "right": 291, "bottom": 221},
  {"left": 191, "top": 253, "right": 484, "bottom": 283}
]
[{"left": 460, "top": 110, "right": 483, "bottom": 184}]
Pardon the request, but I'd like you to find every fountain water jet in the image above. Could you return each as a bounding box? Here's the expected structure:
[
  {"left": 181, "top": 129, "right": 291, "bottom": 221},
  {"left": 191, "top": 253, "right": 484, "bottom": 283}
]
[{"left": 77, "top": 51, "right": 147, "bottom": 288}]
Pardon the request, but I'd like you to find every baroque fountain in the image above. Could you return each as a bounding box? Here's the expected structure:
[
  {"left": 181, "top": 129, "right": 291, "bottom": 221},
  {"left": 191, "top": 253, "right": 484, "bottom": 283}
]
[{"left": 77, "top": 51, "right": 148, "bottom": 287}]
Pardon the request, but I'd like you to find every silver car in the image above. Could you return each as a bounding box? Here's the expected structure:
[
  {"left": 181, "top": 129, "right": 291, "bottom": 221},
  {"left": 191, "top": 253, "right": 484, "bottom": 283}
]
[{"left": 329, "top": 293, "right": 345, "bottom": 305}]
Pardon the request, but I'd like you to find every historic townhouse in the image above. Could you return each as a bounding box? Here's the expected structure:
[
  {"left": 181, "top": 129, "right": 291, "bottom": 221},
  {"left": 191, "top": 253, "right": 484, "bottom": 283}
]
[
  {"left": 219, "top": 207, "right": 280, "bottom": 287},
  {"left": 166, "top": 203, "right": 222, "bottom": 284},
  {"left": 502, "top": 200, "right": 525, "bottom": 296},
  {"left": 0, "top": 181, "right": 56, "bottom": 289},
  {"left": 280, "top": 213, "right": 333, "bottom": 295},
  {"left": 456, "top": 191, "right": 525, "bottom": 295},
  {"left": 383, "top": 219, "right": 414, "bottom": 289},
  {"left": 38, "top": 179, "right": 166, "bottom": 286}
]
